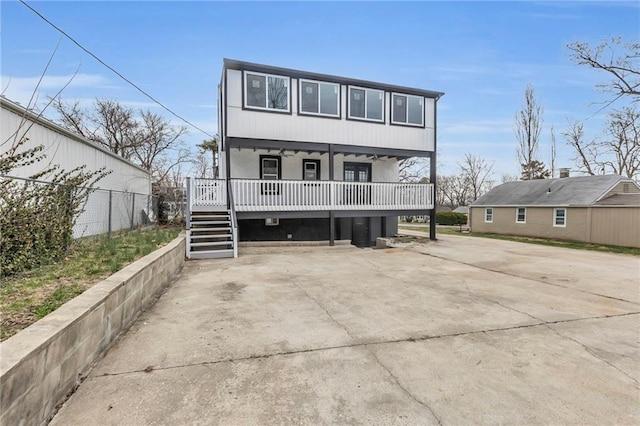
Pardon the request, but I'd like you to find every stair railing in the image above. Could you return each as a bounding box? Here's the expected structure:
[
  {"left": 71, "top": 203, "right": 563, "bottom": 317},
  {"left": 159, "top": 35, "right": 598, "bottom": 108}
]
[{"left": 227, "top": 179, "right": 239, "bottom": 258}]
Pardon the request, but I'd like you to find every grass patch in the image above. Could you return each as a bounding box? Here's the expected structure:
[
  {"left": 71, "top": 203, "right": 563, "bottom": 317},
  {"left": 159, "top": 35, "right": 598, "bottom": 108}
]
[
  {"left": 398, "top": 224, "right": 640, "bottom": 255},
  {"left": 0, "top": 227, "right": 182, "bottom": 341}
]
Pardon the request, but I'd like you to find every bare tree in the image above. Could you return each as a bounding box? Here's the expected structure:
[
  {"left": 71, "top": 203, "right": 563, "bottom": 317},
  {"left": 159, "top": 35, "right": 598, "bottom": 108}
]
[
  {"left": 192, "top": 150, "right": 211, "bottom": 179},
  {"left": 398, "top": 157, "right": 428, "bottom": 182},
  {"left": 52, "top": 98, "right": 190, "bottom": 188},
  {"left": 500, "top": 174, "right": 519, "bottom": 183},
  {"left": 567, "top": 37, "right": 639, "bottom": 106},
  {"left": 459, "top": 153, "right": 494, "bottom": 202},
  {"left": 565, "top": 107, "right": 639, "bottom": 179},
  {"left": 514, "top": 84, "right": 548, "bottom": 179}
]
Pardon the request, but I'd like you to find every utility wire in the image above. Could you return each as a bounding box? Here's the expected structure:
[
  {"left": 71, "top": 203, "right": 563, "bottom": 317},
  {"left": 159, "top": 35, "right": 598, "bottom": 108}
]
[{"left": 19, "top": 0, "right": 215, "bottom": 139}]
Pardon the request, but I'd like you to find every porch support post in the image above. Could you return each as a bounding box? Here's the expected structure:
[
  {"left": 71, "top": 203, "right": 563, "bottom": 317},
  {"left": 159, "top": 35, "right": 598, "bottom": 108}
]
[
  {"left": 329, "top": 144, "right": 335, "bottom": 246},
  {"left": 429, "top": 101, "right": 438, "bottom": 241}
]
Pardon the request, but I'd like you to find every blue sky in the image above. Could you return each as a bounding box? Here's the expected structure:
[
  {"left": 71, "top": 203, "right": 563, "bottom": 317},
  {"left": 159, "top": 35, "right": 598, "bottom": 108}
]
[{"left": 1, "top": 0, "right": 638, "bottom": 178}]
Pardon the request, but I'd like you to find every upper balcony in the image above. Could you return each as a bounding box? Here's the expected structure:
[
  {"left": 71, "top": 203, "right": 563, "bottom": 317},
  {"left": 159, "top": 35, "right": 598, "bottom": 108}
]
[{"left": 221, "top": 59, "right": 443, "bottom": 154}]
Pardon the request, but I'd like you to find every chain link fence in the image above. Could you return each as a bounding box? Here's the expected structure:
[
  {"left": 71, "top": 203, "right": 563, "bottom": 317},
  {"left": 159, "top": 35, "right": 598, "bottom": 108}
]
[{"left": 1, "top": 175, "right": 158, "bottom": 239}]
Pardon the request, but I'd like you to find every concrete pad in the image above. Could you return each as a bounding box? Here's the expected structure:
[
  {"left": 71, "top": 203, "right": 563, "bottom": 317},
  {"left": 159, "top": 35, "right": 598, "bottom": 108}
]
[
  {"left": 369, "top": 323, "right": 639, "bottom": 425},
  {"left": 406, "top": 232, "right": 640, "bottom": 304},
  {"left": 52, "top": 237, "right": 640, "bottom": 425},
  {"left": 53, "top": 347, "right": 439, "bottom": 425}
]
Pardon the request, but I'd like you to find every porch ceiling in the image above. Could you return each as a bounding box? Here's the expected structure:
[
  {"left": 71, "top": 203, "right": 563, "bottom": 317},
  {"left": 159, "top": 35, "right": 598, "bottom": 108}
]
[{"left": 226, "top": 137, "right": 432, "bottom": 159}]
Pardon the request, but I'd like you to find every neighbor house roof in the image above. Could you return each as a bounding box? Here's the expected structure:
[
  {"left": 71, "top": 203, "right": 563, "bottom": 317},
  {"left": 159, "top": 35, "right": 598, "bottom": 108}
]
[
  {"left": 472, "top": 175, "right": 639, "bottom": 207},
  {"left": 452, "top": 206, "right": 468, "bottom": 214}
]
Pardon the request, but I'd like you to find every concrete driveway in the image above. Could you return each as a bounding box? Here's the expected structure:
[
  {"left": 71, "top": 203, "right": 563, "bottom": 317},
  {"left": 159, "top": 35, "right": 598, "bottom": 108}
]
[{"left": 52, "top": 234, "right": 640, "bottom": 425}]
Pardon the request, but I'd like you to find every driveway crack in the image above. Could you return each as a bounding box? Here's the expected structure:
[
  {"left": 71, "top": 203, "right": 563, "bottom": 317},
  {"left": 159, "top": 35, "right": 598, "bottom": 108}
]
[
  {"left": 292, "top": 279, "right": 358, "bottom": 341},
  {"left": 544, "top": 324, "right": 640, "bottom": 387},
  {"left": 366, "top": 346, "right": 443, "bottom": 425}
]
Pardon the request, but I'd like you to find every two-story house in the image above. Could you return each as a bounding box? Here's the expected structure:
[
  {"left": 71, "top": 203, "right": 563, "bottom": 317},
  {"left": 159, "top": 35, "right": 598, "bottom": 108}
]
[{"left": 186, "top": 59, "right": 443, "bottom": 258}]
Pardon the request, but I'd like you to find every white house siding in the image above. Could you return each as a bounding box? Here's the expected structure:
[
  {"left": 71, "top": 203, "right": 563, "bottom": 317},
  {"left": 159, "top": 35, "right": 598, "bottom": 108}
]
[
  {"left": 1, "top": 103, "right": 150, "bottom": 194},
  {"left": 1, "top": 99, "right": 152, "bottom": 237},
  {"left": 225, "top": 69, "right": 434, "bottom": 152},
  {"left": 229, "top": 149, "right": 398, "bottom": 182}
]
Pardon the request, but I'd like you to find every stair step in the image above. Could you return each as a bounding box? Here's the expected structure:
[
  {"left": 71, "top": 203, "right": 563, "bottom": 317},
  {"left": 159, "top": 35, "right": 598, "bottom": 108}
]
[
  {"left": 190, "top": 241, "right": 234, "bottom": 247},
  {"left": 188, "top": 249, "right": 234, "bottom": 259},
  {"left": 189, "top": 227, "right": 232, "bottom": 232},
  {"left": 190, "top": 234, "right": 232, "bottom": 239},
  {"left": 190, "top": 221, "right": 230, "bottom": 225},
  {"left": 191, "top": 216, "right": 230, "bottom": 221}
]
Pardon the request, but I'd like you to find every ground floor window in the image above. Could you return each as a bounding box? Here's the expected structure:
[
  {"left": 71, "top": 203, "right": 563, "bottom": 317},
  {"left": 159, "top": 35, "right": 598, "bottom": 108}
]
[
  {"left": 554, "top": 208, "right": 566, "bottom": 227},
  {"left": 516, "top": 207, "right": 526, "bottom": 223},
  {"left": 484, "top": 207, "right": 493, "bottom": 223}
]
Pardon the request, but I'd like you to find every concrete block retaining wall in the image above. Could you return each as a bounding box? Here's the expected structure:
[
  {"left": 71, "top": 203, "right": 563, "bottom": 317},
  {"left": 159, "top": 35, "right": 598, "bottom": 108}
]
[{"left": 0, "top": 234, "right": 186, "bottom": 425}]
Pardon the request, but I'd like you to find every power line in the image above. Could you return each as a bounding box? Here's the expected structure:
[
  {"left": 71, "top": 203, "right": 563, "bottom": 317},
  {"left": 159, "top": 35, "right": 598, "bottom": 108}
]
[{"left": 18, "top": 0, "right": 215, "bottom": 139}]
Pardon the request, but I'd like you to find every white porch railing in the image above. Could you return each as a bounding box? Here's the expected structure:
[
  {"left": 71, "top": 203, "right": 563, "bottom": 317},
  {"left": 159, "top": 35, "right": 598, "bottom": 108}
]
[
  {"left": 189, "top": 178, "right": 227, "bottom": 211},
  {"left": 228, "top": 179, "right": 433, "bottom": 211}
]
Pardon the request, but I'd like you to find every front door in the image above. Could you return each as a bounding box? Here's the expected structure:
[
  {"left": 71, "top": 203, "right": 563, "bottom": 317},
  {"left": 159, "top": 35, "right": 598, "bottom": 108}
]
[{"left": 344, "top": 162, "right": 371, "bottom": 247}]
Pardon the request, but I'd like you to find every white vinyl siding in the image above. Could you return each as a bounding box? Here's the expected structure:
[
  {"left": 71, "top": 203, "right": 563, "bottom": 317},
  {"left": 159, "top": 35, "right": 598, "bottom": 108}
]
[
  {"left": 348, "top": 86, "right": 384, "bottom": 122},
  {"left": 226, "top": 69, "right": 436, "bottom": 152},
  {"left": 554, "top": 208, "right": 566, "bottom": 227},
  {"left": 299, "top": 79, "right": 339, "bottom": 117},
  {"left": 516, "top": 207, "right": 526, "bottom": 223},
  {"left": 391, "top": 93, "right": 424, "bottom": 126},
  {"left": 244, "top": 71, "right": 290, "bottom": 112},
  {"left": 484, "top": 207, "right": 493, "bottom": 223}
]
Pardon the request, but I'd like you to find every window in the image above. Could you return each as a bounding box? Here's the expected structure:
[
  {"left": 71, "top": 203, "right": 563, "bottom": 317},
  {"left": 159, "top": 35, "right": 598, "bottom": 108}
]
[
  {"left": 484, "top": 208, "right": 493, "bottom": 223},
  {"left": 516, "top": 207, "right": 526, "bottom": 223},
  {"left": 348, "top": 86, "right": 384, "bottom": 122},
  {"left": 260, "top": 155, "right": 281, "bottom": 194},
  {"left": 299, "top": 80, "right": 339, "bottom": 117},
  {"left": 554, "top": 208, "right": 566, "bottom": 227},
  {"left": 265, "top": 218, "right": 280, "bottom": 226},
  {"left": 303, "top": 159, "right": 320, "bottom": 180},
  {"left": 244, "top": 72, "right": 290, "bottom": 112},
  {"left": 391, "top": 93, "right": 424, "bottom": 126}
]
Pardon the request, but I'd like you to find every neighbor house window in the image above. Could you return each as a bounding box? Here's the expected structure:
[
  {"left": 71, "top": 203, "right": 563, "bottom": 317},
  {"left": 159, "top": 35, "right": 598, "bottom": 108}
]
[
  {"left": 391, "top": 93, "right": 424, "bottom": 126},
  {"left": 554, "top": 208, "right": 566, "bottom": 227},
  {"left": 244, "top": 72, "right": 290, "bottom": 112},
  {"left": 484, "top": 208, "right": 493, "bottom": 223},
  {"left": 260, "top": 155, "right": 281, "bottom": 194},
  {"left": 348, "top": 86, "right": 384, "bottom": 122},
  {"left": 516, "top": 207, "right": 526, "bottom": 223},
  {"left": 302, "top": 159, "right": 320, "bottom": 180},
  {"left": 299, "top": 79, "right": 339, "bottom": 117}
]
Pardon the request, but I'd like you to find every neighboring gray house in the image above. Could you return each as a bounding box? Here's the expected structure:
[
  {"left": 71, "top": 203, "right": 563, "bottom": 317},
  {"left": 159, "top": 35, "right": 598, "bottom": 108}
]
[
  {"left": 452, "top": 206, "right": 468, "bottom": 215},
  {"left": 185, "top": 59, "right": 444, "bottom": 258},
  {"left": 469, "top": 175, "right": 640, "bottom": 248}
]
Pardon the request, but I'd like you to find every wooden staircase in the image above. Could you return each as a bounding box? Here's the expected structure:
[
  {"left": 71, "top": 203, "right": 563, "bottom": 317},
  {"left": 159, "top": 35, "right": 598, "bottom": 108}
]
[{"left": 186, "top": 210, "right": 237, "bottom": 259}]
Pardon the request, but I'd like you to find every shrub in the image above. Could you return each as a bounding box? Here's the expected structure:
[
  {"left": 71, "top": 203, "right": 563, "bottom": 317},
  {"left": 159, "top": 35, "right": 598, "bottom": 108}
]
[
  {"left": 435, "top": 211, "right": 468, "bottom": 226},
  {"left": 1, "top": 137, "right": 109, "bottom": 277}
]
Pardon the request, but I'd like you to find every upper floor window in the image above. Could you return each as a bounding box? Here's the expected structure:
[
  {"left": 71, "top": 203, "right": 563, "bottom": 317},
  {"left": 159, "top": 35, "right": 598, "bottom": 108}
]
[
  {"left": 391, "top": 93, "right": 424, "bottom": 126},
  {"left": 299, "top": 80, "right": 339, "bottom": 117},
  {"left": 516, "top": 207, "right": 526, "bottom": 223},
  {"left": 245, "top": 72, "right": 290, "bottom": 112},
  {"left": 348, "top": 86, "right": 384, "bottom": 122}
]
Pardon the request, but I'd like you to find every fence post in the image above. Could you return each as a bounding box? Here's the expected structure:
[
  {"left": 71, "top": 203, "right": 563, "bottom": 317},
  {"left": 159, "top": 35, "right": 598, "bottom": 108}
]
[
  {"left": 130, "top": 193, "right": 135, "bottom": 230},
  {"left": 108, "top": 190, "right": 113, "bottom": 239}
]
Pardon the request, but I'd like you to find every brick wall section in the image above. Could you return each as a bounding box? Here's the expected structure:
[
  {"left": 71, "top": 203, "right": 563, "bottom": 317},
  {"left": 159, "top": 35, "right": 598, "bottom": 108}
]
[{"left": 0, "top": 234, "right": 186, "bottom": 425}]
